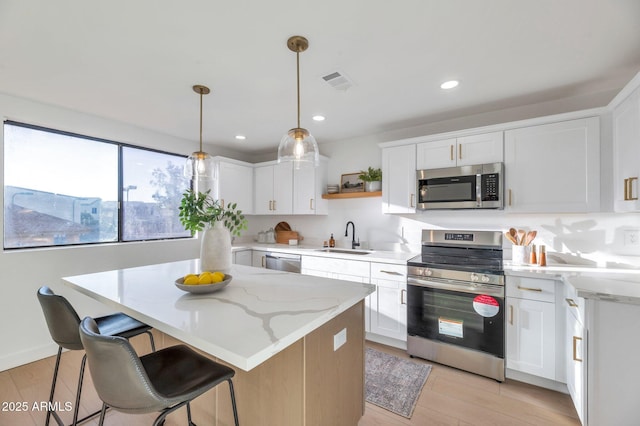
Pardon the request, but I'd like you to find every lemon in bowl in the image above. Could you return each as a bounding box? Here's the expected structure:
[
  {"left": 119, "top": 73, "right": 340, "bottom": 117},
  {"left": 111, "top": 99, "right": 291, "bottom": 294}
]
[{"left": 175, "top": 271, "right": 232, "bottom": 294}]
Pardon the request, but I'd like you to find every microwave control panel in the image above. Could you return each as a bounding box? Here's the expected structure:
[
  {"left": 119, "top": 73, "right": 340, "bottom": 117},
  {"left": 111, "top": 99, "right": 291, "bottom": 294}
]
[{"left": 481, "top": 173, "right": 500, "bottom": 201}]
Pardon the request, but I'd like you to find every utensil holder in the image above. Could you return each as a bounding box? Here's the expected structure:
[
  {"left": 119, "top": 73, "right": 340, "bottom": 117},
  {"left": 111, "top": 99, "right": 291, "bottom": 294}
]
[{"left": 511, "top": 245, "right": 529, "bottom": 265}]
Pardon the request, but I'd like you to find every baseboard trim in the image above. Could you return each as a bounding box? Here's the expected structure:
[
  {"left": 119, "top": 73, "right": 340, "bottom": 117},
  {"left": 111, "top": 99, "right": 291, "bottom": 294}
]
[
  {"left": 365, "top": 333, "right": 407, "bottom": 350},
  {"left": 506, "top": 368, "right": 569, "bottom": 394},
  {"left": 0, "top": 343, "right": 58, "bottom": 372}
]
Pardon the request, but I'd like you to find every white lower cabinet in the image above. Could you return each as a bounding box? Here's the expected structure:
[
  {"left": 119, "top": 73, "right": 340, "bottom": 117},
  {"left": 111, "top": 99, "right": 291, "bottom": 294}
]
[
  {"left": 369, "top": 262, "right": 407, "bottom": 342},
  {"left": 251, "top": 250, "right": 268, "bottom": 268},
  {"left": 565, "top": 301, "right": 586, "bottom": 425},
  {"left": 233, "top": 249, "right": 252, "bottom": 266},
  {"left": 506, "top": 276, "right": 557, "bottom": 380}
]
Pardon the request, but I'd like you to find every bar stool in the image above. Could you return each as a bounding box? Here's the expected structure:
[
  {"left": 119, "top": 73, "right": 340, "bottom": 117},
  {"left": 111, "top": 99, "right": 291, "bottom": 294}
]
[
  {"left": 37, "top": 286, "right": 156, "bottom": 426},
  {"left": 79, "top": 316, "right": 239, "bottom": 426}
]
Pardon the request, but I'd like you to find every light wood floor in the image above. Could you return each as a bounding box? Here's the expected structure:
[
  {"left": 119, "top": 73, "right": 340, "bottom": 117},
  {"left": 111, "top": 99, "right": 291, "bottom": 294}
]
[{"left": 0, "top": 335, "right": 579, "bottom": 426}]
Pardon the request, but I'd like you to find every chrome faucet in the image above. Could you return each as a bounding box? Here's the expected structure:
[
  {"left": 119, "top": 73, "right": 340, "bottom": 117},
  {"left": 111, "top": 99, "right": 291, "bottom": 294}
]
[{"left": 345, "top": 221, "right": 360, "bottom": 249}]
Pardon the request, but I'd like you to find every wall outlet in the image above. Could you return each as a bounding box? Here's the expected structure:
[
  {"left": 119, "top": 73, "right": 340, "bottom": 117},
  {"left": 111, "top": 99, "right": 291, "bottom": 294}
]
[
  {"left": 333, "top": 328, "right": 347, "bottom": 351},
  {"left": 624, "top": 229, "right": 640, "bottom": 247}
]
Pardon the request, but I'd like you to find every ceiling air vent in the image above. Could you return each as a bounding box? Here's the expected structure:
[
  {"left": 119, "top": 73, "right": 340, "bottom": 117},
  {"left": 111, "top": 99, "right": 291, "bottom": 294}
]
[{"left": 321, "top": 71, "right": 354, "bottom": 91}]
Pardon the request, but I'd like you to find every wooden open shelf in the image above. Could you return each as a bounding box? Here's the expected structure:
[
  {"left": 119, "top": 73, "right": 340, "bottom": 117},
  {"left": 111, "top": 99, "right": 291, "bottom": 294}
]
[{"left": 322, "top": 191, "right": 382, "bottom": 199}]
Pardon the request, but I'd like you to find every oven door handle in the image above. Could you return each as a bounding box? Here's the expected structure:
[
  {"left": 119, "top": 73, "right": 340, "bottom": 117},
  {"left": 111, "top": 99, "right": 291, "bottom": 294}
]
[{"left": 407, "top": 277, "right": 504, "bottom": 297}]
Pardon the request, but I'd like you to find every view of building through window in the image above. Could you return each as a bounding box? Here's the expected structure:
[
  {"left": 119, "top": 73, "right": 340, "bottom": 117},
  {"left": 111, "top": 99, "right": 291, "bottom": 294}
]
[{"left": 3, "top": 122, "right": 190, "bottom": 249}]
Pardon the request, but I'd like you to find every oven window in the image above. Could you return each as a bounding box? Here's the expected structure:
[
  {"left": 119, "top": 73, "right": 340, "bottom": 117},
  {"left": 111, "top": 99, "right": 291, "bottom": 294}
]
[{"left": 407, "top": 284, "right": 504, "bottom": 358}]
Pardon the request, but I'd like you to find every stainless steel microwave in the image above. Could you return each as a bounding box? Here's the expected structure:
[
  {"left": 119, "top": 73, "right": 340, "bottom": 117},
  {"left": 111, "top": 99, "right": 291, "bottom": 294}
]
[{"left": 416, "top": 163, "right": 503, "bottom": 210}]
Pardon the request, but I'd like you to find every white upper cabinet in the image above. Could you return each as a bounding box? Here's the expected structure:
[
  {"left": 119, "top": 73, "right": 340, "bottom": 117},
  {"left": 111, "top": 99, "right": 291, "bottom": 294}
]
[
  {"left": 213, "top": 157, "right": 254, "bottom": 215},
  {"left": 416, "top": 131, "right": 503, "bottom": 169},
  {"left": 504, "top": 117, "right": 600, "bottom": 213},
  {"left": 253, "top": 162, "right": 293, "bottom": 215},
  {"left": 293, "top": 158, "right": 328, "bottom": 215},
  {"left": 382, "top": 144, "right": 416, "bottom": 214},
  {"left": 613, "top": 82, "right": 640, "bottom": 212}
]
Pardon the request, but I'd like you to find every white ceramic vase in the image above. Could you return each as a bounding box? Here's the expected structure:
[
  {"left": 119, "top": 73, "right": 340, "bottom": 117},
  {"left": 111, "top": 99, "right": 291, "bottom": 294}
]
[
  {"left": 365, "top": 180, "right": 382, "bottom": 192},
  {"left": 200, "top": 221, "right": 232, "bottom": 273}
]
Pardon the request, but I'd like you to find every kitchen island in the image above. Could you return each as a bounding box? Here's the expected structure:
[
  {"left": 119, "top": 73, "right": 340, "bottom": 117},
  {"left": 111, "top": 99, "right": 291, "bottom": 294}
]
[{"left": 63, "top": 260, "right": 375, "bottom": 426}]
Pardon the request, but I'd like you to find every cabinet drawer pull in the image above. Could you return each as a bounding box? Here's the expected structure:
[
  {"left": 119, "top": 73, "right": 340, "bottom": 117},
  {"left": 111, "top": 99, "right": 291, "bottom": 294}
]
[
  {"left": 310, "top": 198, "right": 314, "bottom": 210},
  {"left": 380, "top": 270, "right": 403, "bottom": 276},
  {"left": 410, "top": 193, "right": 415, "bottom": 208},
  {"left": 517, "top": 286, "right": 543, "bottom": 292},
  {"left": 269, "top": 200, "right": 273, "bottom": 211},
  {"left": 508, "top": 189, "right": 512, "bottom": 206},
  {"left": 450, "top": 145, "right": 454, "bottom": 161},
  {"left": 565, "top": 298, "right": 578, "bottom": 308},
  {"left": 624, "top": 178, "right": 630, "bottom": 200},
  {"left": 400, "top": 289, "right": 407, "bottom": 305},
  {"left": 572, "top": 336, "right": 583, "bottom": 362},
  {"left": 458, "top": 144, "right": 462, "bottom": 160},
  {"left": 220, "top": 199, "right": 225, "bottom": 210},
  {"left": 509, "top": 304, "right": 513, "bottom": 325},
  {"left": 261, "top": 255, "right": 266, "bottom": 268},
  {"left": 629, "top": 177, "right": 638, "bottom": 201}
]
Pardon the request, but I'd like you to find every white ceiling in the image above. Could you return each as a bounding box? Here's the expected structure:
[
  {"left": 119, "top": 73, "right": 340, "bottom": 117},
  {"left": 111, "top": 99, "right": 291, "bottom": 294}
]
[{"left": 1, "top": 0, "right": 639, "bottom": 155}]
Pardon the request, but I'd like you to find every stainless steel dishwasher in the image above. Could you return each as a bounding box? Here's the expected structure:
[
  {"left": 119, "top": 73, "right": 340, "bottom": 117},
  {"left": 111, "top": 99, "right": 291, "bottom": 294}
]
[{"left": 265, "top": 252, "right": 301, "bottom": 273}]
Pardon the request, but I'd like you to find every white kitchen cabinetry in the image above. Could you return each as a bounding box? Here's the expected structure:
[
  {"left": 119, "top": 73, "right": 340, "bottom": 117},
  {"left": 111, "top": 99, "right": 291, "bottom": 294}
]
[
  {"left": 292, "top": 158, "right": 328, "bottom": 215},
  {"left": 506, "top": 276, "right": 557, "bottom": 380},
  {"left": 369, "top": 262, "right": 407, "bottom": 342},
  {"left": 233, "top": 249, "right": 252, "bottom": 266},
  {"left": 563, "top": 282, "right": 586, "bottom": 425},
  {"left": 213, "top": 157, "right": 254, "bottom": 215},
  {"left": 504, "top": 117, "right": 600, "bottom": 213},
  {"left": 252, "top": 250, "right": 268, "bottom": 268},
  {"left": 301, "top": 255, "right": 371, "bottom": 330},
  {"left": 416, "top": 131, "right": 503, "bottom": 169},
  {"left": 612, "top": 82, "right": 640, "bottom": 212},
  {"left": 381, "top": 144, "right": 416, "bottom": 214},
  {"left": 254, "top": 162, "right": 293, "bottom": 215}
]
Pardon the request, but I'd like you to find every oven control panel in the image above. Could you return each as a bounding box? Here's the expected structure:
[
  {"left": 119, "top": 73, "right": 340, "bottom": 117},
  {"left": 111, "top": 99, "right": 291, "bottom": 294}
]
[{"left": 407, "top": 266, "right": 504, "bottom": 286}]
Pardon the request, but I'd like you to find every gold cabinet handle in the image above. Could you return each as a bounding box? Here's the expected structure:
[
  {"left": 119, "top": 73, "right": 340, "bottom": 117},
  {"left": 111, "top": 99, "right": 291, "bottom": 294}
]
[
  {"left": 261, "top": 255, "right": 266, "bottom": 268},
  {"left": 410, "top": 193, "right": 415, "bottom": 208},
  {"left": 508, "top": 189, "right": 512, "bottom": 206},
  {"left": 625, "top": 178, "right": 630, "bottom": 200},
  {"left": 450, "top": 145, "right": 454, "bottom": 161},
  {"left": 272, "top": 200, "right": 276, "bottom": 211},
  {"left": 380, "top": 270, "right": 403, "bottom": 276},
  {"left": 509, "top": 304, "right": 514, "bottom": 325},
  {"left": 565, "top": 298, "right": 578, "bottom": 308},
  {"left": 517, "top": 286, "right": 543, "bottom": 292},
  {"left": 400, "top": 289, "right": 407, "bottom": 305},
  {"left": 572, "top": 336, "right": 583, "bottom": 362},
  {"left": 268, "top": 200, "right": 273, "bottom": 211},
  {"left": 459, "top": 144, "right": 462, "bottom": 160},
  {"left": 629, "top": 177, "right": 638, "bottom": 201},
  {"left": 220, "top": 199, "right": 225, "bottom": 210},
  {"left": 309, "top": 198, "right": 314, "bottom": 210}
]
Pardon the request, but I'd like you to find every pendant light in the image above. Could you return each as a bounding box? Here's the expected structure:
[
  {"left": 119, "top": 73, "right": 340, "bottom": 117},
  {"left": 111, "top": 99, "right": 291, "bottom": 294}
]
[
  {"left": 184, "top": 85, "right": 215, "bottom": 182},
  {"left": 277, "top": 35, "right": 319, "bottom": 169}
]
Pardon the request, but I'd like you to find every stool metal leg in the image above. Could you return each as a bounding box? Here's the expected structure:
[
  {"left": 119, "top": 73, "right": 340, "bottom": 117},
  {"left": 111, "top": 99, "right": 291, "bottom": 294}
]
[
  {"left": 144, "top": 330, "right": 156, "bottom": 352},
  {"left": 46, "top": 347, "right": 64, "bottom": 426},
  {"left": 228, "top": 379, "right": 239, "bottom": 426}
]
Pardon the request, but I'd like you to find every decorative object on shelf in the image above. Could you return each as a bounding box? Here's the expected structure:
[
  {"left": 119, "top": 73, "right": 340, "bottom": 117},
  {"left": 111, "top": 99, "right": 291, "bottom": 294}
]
[
  {"left": 179, "top": 189, "right": 247, "bottom": 273},
  {"left": 277, "top": 35, "right": 319, "bottom": 169},
  {"left": 340, "top": 172, "right": 364, "bottom": 193},
  {"left": 327, "top": 184, "right": 339, "bottom": 194},
  {"left": 184, "top": 85, "right": 216, "bottom": 189},
  {"left": 358, "top": 167, "right": 382, "bottom": 192}
]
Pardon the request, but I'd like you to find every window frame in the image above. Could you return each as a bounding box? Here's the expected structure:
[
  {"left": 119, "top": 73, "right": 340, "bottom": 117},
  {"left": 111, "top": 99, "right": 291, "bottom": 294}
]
[{"left": 3, "top": 120, "right": 193, "bottom": 250}]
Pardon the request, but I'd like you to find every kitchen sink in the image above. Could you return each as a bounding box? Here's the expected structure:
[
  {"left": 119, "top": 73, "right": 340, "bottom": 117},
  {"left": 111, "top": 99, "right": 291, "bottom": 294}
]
[{"left": 314, "top": 248, "right": 373, "bottom": 255}]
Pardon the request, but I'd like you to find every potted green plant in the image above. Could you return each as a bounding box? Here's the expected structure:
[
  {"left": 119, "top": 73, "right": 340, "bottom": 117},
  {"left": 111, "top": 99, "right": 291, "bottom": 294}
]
[
  {"left": 358, "top": 167, "right": 382, "bottom": 192},
  {"left": 179, "top": 189, "right": 247, "bottom": 273}
]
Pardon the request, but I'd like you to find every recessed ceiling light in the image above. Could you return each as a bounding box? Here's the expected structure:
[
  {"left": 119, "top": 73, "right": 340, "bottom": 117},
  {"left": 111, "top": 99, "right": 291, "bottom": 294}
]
[
  {"left": 441, "top": 80, "right": 459, "bottom": 90},
  {"left": 312, "top": 115, "right": 325, "bottom": 122},
  {"left": 235, "top": 135, "right": 246, "bottom": 140}
]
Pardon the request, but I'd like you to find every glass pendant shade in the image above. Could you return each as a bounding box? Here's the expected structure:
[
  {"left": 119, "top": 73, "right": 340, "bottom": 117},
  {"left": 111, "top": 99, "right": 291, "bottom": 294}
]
[
  {"left": 184, "top": 151, "right": 215, "bottom": 179},
  {"left": 278, "top": 127, "right": 319, "bottom": 168}
]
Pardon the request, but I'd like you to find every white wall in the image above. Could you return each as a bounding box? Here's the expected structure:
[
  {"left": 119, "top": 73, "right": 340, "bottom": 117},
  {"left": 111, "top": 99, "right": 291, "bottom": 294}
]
[{"left": 0, "top": 93, "right": 250, "bottom": 371}]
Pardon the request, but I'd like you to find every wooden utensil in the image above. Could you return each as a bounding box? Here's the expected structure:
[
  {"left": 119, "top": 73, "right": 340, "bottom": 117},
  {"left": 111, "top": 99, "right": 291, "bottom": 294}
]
[
  {"left": 517, "top": 229, "right": 526, "bottom": 246},
  {"left": 505, "top": 231, "right": 518, "bottom": 245},
  {"left": 524, "top": 230, "right": 537, "bottom": 246},
  {"left": 508, "top": 228, "right": 518, "bottom": 244}
]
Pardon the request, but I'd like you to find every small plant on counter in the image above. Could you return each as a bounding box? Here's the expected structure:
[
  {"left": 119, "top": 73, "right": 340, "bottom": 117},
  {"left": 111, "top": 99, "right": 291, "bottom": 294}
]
[
  {"left": 358, "top": 166, "right": 382, "bottom": 182},
  {"left": 179, "top": 189, "right": 247, "bottom": 237}
]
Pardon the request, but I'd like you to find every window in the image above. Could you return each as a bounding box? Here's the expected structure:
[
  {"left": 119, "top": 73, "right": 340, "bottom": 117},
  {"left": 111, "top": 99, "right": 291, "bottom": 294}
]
[{"left": 3, "top": 121, "right": 190, "bottom": 249}]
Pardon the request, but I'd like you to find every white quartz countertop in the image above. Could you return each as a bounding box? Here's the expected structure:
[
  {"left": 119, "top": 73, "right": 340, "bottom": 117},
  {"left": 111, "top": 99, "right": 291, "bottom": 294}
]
[
  {"left": 62, "top": 260, "right": 375, "bottom": 371},
  {"left": 233, "top": 243, "right": 417, "bottom": 264},
  {"left": 506, "top": 263, "right": 640, "bottom": 304}
]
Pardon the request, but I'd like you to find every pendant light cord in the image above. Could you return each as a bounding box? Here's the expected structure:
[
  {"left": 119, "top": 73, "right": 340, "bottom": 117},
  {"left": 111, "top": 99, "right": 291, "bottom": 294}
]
[
  {"left": 296, "top": 51, "right": 301, "bottom": 129},
  {"left": 199, "top": 89, "right": 204, "bottom": 152}
]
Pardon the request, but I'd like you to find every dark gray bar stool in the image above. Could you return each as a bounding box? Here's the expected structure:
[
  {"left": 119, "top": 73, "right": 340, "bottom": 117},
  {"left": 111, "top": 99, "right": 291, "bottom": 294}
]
[
  {"left": 37, "top": 286, "right": 156, "bottom": 426},
  {"left": 79, "top": 316, "right": 239, "bottom": 426}
]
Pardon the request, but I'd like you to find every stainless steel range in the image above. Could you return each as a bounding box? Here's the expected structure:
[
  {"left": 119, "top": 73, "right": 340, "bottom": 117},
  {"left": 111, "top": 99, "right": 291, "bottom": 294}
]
[{"left": 406, "top": 229, "right": 505, "bottom": 381}]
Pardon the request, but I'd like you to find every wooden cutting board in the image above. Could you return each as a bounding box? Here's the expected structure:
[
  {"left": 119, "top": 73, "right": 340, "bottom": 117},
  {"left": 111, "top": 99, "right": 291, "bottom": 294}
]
[{"left": 276, "top": 230, "right": 298, "bottom": 244}]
